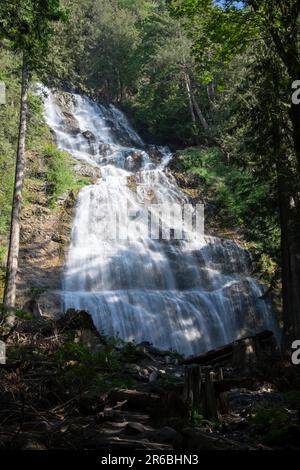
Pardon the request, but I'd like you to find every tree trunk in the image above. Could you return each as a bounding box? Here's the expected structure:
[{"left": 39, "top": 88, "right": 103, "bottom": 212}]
[
  {"left": 3, "top": 56, "right": 29, "bottom": 321},
  {"left": 277, "top": 170, "right": 300, "bottom": 347},
  {"left": 183, "top": 71, "right": 209, "bottom": 131},
  {"left": 191, "top": 95, "right": 209, "bottom": 131},
  {"left": 290, "top": 83, "right": 300, "bottom": 174},
  {"left": 183, "top": 71, "right": 197, "bottom": 125},
  {"left": 273, "top": 117, "right": 300, "bottom": 349}
]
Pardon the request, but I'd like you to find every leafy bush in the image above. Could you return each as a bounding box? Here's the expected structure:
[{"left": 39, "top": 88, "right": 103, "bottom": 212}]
[
  {"left": 174, "top": 146, "right": 280, "bottom": 282},
  {"left": 43, "top": 144, "right": 90, "bottom": 207},
  {"left": 43, "top": 144, "right": 76, "bottom": 206},
  {"left": 54, "top": 339, "right": 122, "bottom": 392}
]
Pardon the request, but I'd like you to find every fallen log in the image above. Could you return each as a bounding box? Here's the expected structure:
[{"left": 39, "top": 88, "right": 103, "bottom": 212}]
[{"left": 182, "top": 330, "right": 279, "bottom": 368}]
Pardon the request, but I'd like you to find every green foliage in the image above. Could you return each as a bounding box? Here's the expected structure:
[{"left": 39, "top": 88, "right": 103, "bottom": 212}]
[
  {"left": 176, "top": 146, "right": 280, "bottom": 275},
  {"left": 55, "top": 341, "right": 95, "bottom": 364},
  {"left": 28, "top": 287, "right": 47, "bottom": 299},
  {"left": 92, "top": 374, "right": 133, "bottom": 393},
  {"left": 250, "top": 407, "right": 300, "bottom": 447},
  {"left": 54, "top": 340, "right": 122, "bottom": 391},
  {"left": 0, "top": 0, "right": 67, "bottom": 70},
  {"left": 45, "top": 0, "right": 208, "bottom": 145},
  {"left": 55, "top": 340, "right": 121, "bottom": 372},
  {"left": 0, "top": 49, "right": 20, "bottom": 237},
  {"left": 27, "top": 93, "right": 52, "bottom": 150},
  {"left": 191, "top": 410, "right": 220, "bottom": 430},
  {"left": 159, "top": 374, "right": 180, "bottom": 390},
  {"left": 121, "top": 341, "right": 146, "bottom": 362},
  {"left": 15, "top": 310, "right": 33, "bottom": 321},
  {"left": 42, "top": 144, "right": 89, "bottom": 207},
  {"left": 7, "top": 345, "right": 47, "bottom": 362},
  {"left": 43, "top": 144, "right": 75, "bottom": 206},
  {"left": 168, "top": 0, "right": 260, "bottom": 82}
]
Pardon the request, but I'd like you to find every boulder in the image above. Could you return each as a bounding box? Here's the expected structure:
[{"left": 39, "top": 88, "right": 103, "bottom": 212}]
[{"left": 82, "top": 130, "right": 96, "bottom": 141}]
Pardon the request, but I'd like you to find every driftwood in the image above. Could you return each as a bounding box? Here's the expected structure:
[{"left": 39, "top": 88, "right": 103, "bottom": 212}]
[
  {"left": 182, "top": 330, "right": 279, "bottom": 368},
  {"left": 182, "top": 331, "right": 280, "bottom": 421}
]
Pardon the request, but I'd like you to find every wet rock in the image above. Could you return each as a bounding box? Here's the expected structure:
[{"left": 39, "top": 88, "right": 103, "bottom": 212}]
[
  {"left": 147, "top": 145, "right": 163, "bottom": 163},
  {"left": 62, "top": 111, "right": 80, "bottom": 135},
  {"left": 74, "top": 163, "right": 101, "bottom": 179},
  {"left": 126, "top": 151, "right": 144, "bottom": 172},
  {"left": 127, "top": 175, "right": 137, "bottom": 192},
  {"left": 82, "top": 130, "right": 96, "bottom": 141},
  {"left": 99, "top": 143, "right": 111, "bottom": 156}
]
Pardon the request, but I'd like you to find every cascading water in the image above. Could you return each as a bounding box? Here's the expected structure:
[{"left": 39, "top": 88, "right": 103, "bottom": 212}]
[{"left": 41, "top": 88, "right": 278, "bottom": 356}]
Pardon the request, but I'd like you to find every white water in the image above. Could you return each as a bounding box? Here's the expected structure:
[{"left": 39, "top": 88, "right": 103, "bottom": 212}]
[{"left": 41, "top": 88, "right": 278, "bottom": 356}]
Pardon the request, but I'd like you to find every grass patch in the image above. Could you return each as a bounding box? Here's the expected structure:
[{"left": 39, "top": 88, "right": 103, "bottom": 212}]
[{"left": 43, "top": 144, "right": 90, "bottom": 208}]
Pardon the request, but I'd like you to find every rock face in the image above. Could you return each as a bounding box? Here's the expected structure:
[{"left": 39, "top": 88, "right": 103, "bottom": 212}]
[
  {"left": 55, "top": 93, "right": 81, "bottom": 135},
  {"left": 82, "top": 130, "right": 96, "bottom": 142},
  {"left": 16, "top": 149, "right": 95, "bottom": 317},
  {"left": 17, "top": 185, "right": 72, "bottom": 316}
]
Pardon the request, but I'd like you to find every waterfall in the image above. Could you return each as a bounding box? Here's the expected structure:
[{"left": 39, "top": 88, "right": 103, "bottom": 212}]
[{"left": 41, "top": 88, "right": 278, "bottom": 356}]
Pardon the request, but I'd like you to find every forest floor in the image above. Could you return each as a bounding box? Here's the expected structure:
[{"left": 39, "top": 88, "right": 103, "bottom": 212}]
[{"left": 0, "top": 309, "right": 299, "bottom": 451}]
